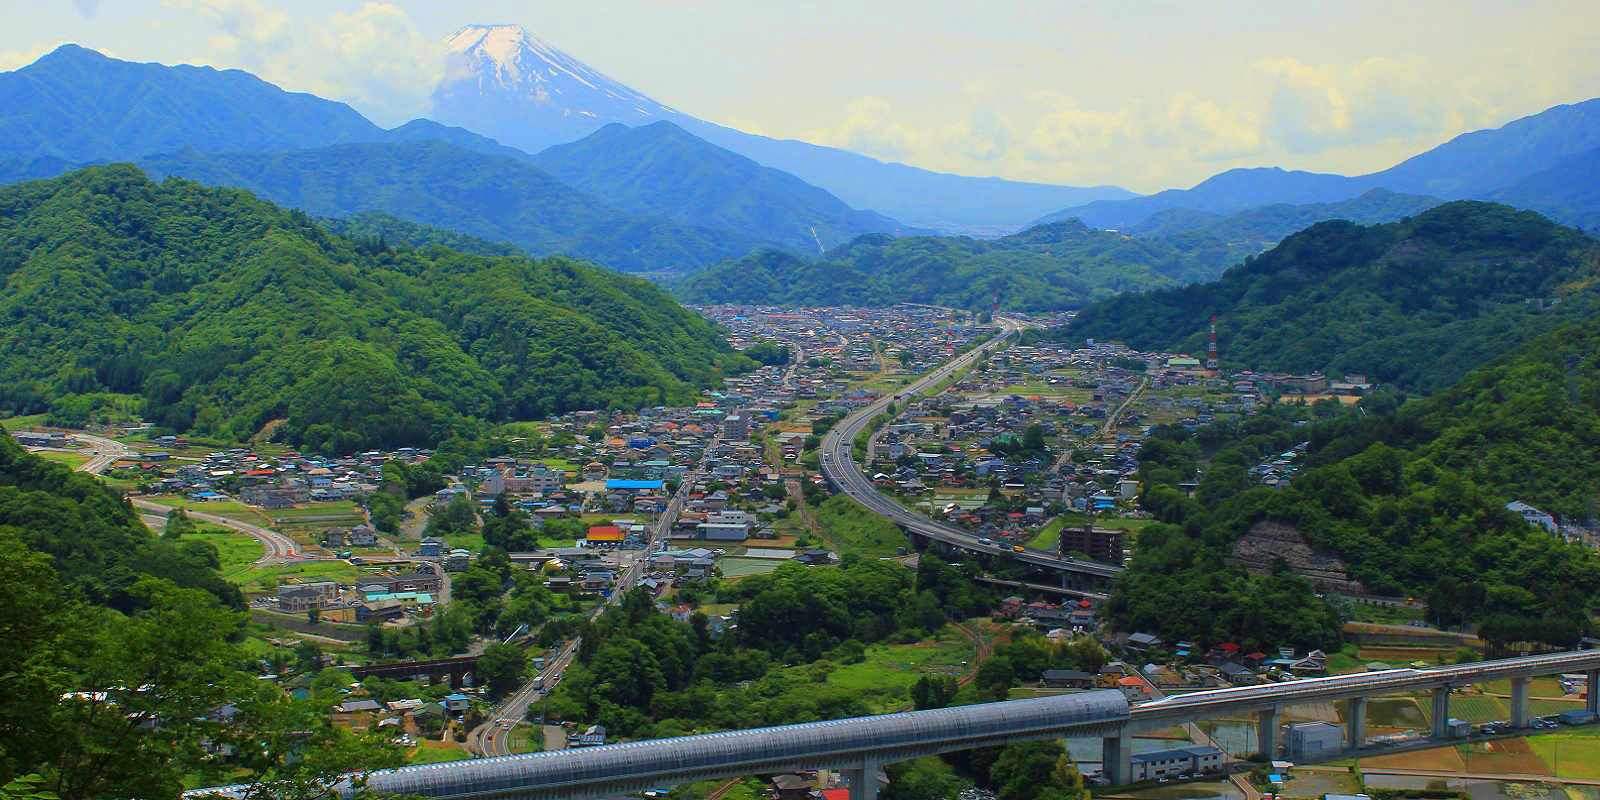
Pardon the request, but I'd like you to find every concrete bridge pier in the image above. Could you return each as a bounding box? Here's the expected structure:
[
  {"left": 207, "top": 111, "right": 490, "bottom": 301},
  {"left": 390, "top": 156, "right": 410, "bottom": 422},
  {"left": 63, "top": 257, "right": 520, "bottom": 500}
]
[
  {"left": 1256, "top": 705, "right": 1282, "bottom": 759},
  {"left": 1345, "top": 697, "right": 1367, "bottom": 750},
  {"left": 1101, "top": 728, "right": 1132, "bottom": 785},
  {"left": 842, "top": 758, "right": 884, "bottom": 800},
  {"left": 1429, "top": 686, "right": 1451, "bottom": 737},
  {"left": 1589, "top": 669, "right": 1600, "bottom": 715},
  {"left": 1510, "top": 677, "right": 1532, "bottom": 728}
]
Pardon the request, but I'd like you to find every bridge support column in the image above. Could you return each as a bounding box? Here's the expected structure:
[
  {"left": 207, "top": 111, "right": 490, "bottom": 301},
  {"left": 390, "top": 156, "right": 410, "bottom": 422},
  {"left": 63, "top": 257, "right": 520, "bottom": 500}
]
[
  {"left": 1588, "top": 669, "right": 1600, "bottom": 715},
  {"left": 1430, "top": 686, "right": 1451, "bottom": 738},
  {"left": 1510, "top": 676, "right": 1531, "bottom": 728},
  {"left": 1346, "top": 697, "right": 1368, "bottom": 751},
  {"left": 1256, "top": 705, "right": 1282, "bottom": 760},
  {"left": 843, "top": 758, "right": 882, "bottom": 800},
  {"left": 1101, "top": 728, "right": 1132, "bottom": 785}
]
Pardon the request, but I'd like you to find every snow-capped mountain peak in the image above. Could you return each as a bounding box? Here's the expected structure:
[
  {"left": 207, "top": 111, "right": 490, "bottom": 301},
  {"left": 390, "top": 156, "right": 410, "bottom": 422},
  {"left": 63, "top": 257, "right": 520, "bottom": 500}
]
[{"left": 437, "top": 24, "right": 678, "bottom": 136}]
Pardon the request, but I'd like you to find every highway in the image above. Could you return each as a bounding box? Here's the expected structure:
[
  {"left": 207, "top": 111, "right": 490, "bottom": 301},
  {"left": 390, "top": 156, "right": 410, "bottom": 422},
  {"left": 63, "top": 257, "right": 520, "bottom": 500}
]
[
  {"left": 69, "top": 432, "right": 314, "bottom": 564},
  {"left": 818, "top": 319, "right": 1122, "bottom": 582},
  {"left": 468, "top": 440, "right": 715, "bottom": 757}
]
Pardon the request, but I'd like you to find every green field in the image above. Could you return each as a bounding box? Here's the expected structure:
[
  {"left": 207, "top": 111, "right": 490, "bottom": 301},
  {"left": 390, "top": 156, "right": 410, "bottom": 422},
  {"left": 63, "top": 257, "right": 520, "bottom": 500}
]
[
  {"left": 408, "top": 742, "right": 475, "bottom": 764},
  {"left": 0, "top": 414, "right": 48, "bottom": 431},
  {"left": 814, "top": 493, "right": 906, "bottom": 557},
  {"left": 1529, "top": 729, "right": 1600, "bottom": 779},
  {"left": 35, "top": 450, "right": 91, "bottom": 469},
  {"left": 717, "top": 557, "right": 785, "bottom": 578},
  {"left": 1417, "top": 693, "right": 1506, "bottom": 724},
  {"left": 817, "top": 626, "right": 975, "bottom": 711},
  {"left": 1028, "top": 516, "right": 1067, "bottom": 549},
  {"left": 143, "top": 495, "right": 273, "bottom": 522},
  {"left": 229, "top": 560, "right": 374, "bottom": 592},
  {"left": 1351, "top": 601, "right": 1427, "bottom": 626},
  {"left": 268, "top": 508, "right": 369, "bottom": 531},
  {"left": 184, "top": 525, "right": 267, "bottom": 578},
  {"left": 825, "top": 626, "right": 974, "bottom": 694}
]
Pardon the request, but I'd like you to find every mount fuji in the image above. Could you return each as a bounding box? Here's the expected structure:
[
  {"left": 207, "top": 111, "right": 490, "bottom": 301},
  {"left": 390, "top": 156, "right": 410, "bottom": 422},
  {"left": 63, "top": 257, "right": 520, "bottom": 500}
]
[
  {"left": 433, "top": 24, "right": 680, "bottom": 153},
  {"left": 429, "top": 24, "right": 1135, "bottom": 229}
]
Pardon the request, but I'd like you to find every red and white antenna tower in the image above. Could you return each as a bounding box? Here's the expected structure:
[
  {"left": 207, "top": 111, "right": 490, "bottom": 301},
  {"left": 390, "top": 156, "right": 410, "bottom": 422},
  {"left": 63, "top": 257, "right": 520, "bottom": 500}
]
[{"left": 1206, "top": 315, "right": 1219, "bottom": 372}]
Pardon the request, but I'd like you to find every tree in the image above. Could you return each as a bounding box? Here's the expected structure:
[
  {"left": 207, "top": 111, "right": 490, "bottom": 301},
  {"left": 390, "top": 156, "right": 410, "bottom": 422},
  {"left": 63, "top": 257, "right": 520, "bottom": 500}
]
[
  {"left": 477, "top": 643, "right": 529, "bottom": 699},
  {"left": 881, "top": 757, "right": 961, "bottom": 800},
  {"left": 295, "top": 640, "right": 324, "bottom": 674},
  {"left": 989, "top": 741, "right": 1086, "bottom": 800},
  {"left": 306, "top": 608, "right": 321, "bottom": 625},
  {"left": 1061, "top": 637, "right": 1108, "bottom": 675},
  {"left": 910, "top": 675, "right": 958, "bottom": 710},
  {"left": 163, "top": 508, "right": 197, "bottom": 540},
  {"left": 1021, "top": 424, "right": 1048, "bottom": 456},
  {"left": 975, "top": 655, "right": 1018, "bottom": 702}
]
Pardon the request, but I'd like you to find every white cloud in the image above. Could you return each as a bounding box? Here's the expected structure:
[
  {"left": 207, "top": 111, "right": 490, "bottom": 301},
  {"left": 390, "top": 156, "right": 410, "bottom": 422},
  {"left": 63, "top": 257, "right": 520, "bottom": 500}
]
[
  {"left": 1251, "top": 56, "right": 1479, "bottom": 155},
  {"left": 159, "top": 0, "right": 440, "bottom": 125},
  {"left": 0, "top": 42, "right": 61, "bottom": 72},
  {"left": 810, "top": 95, "right": 922, "bottom": 162}
]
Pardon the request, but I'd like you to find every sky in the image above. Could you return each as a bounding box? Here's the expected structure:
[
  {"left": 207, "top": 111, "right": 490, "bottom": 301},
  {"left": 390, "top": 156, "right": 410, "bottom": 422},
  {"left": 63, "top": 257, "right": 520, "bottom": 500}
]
[{"left": 5, "top": 0, "right": 1599, "bottom": 192}]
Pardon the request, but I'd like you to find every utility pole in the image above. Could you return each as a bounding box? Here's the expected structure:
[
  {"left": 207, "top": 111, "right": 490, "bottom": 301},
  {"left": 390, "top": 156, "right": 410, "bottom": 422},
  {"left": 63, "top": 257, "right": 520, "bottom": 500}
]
[{"left": 1207, "top": 315, "right": 1220, "bottom": 373}]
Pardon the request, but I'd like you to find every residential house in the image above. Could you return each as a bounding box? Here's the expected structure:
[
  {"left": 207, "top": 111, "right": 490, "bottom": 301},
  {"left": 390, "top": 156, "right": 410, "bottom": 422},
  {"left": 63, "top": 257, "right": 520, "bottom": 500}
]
[
  {"left": 1040, "top": 669, "right": 1095, "bottom": 689},
  {"left": 1127, "top": 745, "right": 1223, "bottom": 781}
]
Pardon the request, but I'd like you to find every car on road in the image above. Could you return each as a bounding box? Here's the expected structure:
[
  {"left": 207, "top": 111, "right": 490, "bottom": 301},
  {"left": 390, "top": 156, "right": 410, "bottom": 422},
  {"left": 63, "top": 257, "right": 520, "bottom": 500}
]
[{"left": 1012, "top": 545, "right": 1025, "bottom": 553}]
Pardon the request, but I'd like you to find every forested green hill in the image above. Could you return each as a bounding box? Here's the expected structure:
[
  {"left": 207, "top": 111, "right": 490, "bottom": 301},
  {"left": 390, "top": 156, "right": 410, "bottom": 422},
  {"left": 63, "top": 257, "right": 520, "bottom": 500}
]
[
  {"left": 532, "top": 121, "right": 917, "bottom": 252},
  {"left": 1313, "top": 319, "right": 1600, "bottom": 518},
  {"left": 0, "top": 165, "right": 748, "bottom": 452},
  {"left": 1113, "top": 387, "right": 1600, "bottom": 650},
  {"left": 674, "top": 219, "right": 1249, "bottom": 311},
  {"left": 1123, "top": 188, "right": 1443, "bottom": 244},
  {"left": 0, "top": 433, "right": 240, "bottom": 610},
  {"left": 1063, "top": 202, "right": 1600, "bottom": 392}
]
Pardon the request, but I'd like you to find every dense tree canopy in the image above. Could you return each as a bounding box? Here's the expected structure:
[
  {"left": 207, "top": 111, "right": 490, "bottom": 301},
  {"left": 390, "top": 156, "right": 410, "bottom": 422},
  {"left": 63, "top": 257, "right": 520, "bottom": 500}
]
[
  {"left": 1063, "top": 202, "right": 1600, "bottom": 392},
  {"left": 1112, "top": 394, "right": 1600, "bottom": 649},
  {"left": 0, "top": 434, "right": 241, "bottom": 610},
  {"left": 541, "top": 557, "right": 994, "bottom": 740},
  {"left": 0, "top": 166, "right": 751, "bottom": 452}
]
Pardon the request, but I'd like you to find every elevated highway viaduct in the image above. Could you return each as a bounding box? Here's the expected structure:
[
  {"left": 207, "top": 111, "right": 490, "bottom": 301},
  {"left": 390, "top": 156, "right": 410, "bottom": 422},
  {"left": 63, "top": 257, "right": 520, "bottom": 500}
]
[
  {"left": 185, "top": 651, "right": 1600, "bottom": 799},
  {"left": 818, "top": 318, "right": 1123, "bottom": 593}
]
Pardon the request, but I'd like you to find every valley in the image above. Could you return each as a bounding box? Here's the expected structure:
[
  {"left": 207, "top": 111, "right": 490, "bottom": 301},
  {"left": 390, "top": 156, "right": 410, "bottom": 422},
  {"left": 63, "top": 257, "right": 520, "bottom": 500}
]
[{"left": 1, "top": 9, "right": 1598, "bottom": 800}]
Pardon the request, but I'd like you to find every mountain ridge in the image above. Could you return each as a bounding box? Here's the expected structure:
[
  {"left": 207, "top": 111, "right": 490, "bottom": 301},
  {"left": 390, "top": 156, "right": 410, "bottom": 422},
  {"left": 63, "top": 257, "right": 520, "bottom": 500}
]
[
  {"left": 1032, "top": 98, "right": 1600, "bottom": 231},
  {"left": 132, "top": 139, "right": 774, "bottom": 274},
  {"left": 673, "top": 219, "right": 1250, "bottom": 311},
  {"left": 532, "top": 120, "right": 922, "bottom": 252},
  {"left": 428, "top": 23, "right": 1136, "bottom": 228}
]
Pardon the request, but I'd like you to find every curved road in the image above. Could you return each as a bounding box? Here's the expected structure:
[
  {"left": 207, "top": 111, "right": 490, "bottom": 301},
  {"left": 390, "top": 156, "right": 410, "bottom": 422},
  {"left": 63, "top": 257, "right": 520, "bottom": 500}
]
[
  {"left": 818, "top": 319, "right": 1122, "bottom": 582},
  {"left": 70, "top": 432, "right": 318, "bottom": 565}
]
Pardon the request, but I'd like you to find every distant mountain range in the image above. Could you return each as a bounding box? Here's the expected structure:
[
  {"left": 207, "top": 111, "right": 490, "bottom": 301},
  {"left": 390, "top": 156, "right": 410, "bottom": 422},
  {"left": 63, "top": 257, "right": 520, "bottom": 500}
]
[
  {"left": 1123, "top": 189, "right": 1445, "bottom": 245},
  {"left": 1033, "top": 99, "right": 1600, "bottom": 233},
  {"left": 0, "top": 44, "right": 931, "bottom": 272},
  {"left": 134, "top": 141, "right": 773, "bottom": 274},
  {"left": 673, "top": 219, "right": 1251, "bottom": 311},
  {"left": 6, "top": 35, "right": 1600, "bottom": 301},
  {"left": 429, "top": 24, "right": 1134, "bottom": 228}
]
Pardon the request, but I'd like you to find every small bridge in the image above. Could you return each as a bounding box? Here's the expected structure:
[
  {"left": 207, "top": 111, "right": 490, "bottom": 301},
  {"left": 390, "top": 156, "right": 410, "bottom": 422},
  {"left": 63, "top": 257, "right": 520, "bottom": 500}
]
[{"left": 348, "top": 655, "right": 479, "bottom": 687}]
